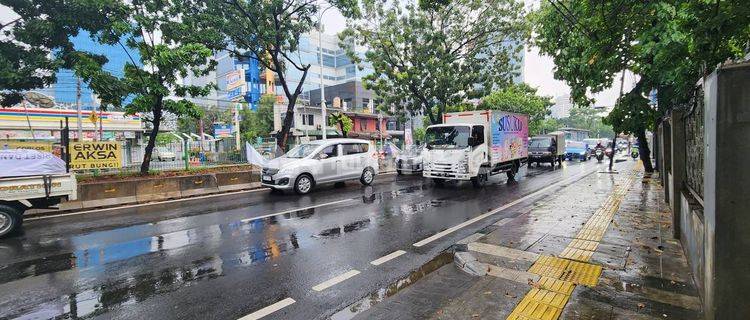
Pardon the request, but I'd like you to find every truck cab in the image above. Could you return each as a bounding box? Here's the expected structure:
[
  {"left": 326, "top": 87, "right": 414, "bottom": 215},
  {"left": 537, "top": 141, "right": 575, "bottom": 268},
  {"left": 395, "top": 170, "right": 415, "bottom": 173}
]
[{"left": 422, "top": 124, "right": 488, "bottom": 181}]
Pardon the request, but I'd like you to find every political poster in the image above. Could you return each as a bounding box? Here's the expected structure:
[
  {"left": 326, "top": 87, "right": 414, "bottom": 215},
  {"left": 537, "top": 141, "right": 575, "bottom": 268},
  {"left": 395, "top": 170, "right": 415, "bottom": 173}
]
[{"left": 69, "top": 141, "right": 122, "bottom": 170}]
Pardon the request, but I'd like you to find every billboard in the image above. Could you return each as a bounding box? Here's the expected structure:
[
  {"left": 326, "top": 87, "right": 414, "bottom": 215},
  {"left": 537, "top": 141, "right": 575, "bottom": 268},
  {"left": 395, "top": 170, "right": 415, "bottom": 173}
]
[{"left": 69, "top": 141, "right": 122, "bottom": 170}]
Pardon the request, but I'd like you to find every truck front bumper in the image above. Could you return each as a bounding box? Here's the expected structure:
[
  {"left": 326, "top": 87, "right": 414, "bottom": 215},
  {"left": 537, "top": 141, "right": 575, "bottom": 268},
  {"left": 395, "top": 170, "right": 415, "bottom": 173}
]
[{"left": 422, "top": 170, "right": 472, "bottom": 180}]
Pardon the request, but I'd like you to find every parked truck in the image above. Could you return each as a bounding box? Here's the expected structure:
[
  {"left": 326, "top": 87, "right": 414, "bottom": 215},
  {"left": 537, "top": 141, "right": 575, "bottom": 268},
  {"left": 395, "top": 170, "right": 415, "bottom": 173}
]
[
  {"left": 0, "top": 149, "right": 77, "bottom": 237},
  {"left": 422, "top": 110, "right": 529, "bottom": 188},
  {"left": 527, "top": 131, "right": 565, "bottom": 168}
]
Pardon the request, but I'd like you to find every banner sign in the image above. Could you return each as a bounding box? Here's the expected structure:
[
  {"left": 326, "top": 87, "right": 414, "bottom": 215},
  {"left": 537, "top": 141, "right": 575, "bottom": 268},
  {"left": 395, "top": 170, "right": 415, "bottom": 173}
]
[
  {"left": 226, "top": 70, "right": 245, "bottom": 90},
  {"left": 1, "top": 141, "right": 53, "bottom": 152},
  {"left": 213, "top": 124, "right": 233, "bottom": 138},
  {"left": 69, "top": 141, "right": 122, "bottom": 170}
]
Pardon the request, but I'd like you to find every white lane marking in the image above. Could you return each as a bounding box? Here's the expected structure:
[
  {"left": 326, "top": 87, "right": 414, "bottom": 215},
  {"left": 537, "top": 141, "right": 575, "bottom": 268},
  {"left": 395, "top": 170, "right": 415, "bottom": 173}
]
[
  {"left": 238, "top": 298, "right": 296, "bottom": 320},
  {"left": 239, "top": 198, "right": 357, "bottom": 223},
  {"left": 26, "top": 187, "right": 268, "bottom": 221},
  {"left": 312, "top": 270, "right": 361, "bottom": 291},
  {"left": 370, "top": 250, "right": 407, "bottom": 266},
  {"left": 412, "top": 170, "right": 595, "bottom": 247}
]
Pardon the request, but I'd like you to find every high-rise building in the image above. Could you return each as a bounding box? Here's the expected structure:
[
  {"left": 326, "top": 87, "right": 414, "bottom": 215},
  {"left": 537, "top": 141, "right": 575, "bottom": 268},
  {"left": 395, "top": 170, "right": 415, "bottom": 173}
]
[
  {"left": 40, "top": 30, "right": 141, "bottom": 110},
  {"left": 550, "top": 94, "right": 574, "bottom": 119}
]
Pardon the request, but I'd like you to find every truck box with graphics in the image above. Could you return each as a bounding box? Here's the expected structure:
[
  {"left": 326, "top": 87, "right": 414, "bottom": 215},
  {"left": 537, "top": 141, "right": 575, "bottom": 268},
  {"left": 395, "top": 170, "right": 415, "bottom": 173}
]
[{"left": 422, "top": 110, "right": 528, "bottom": 184}]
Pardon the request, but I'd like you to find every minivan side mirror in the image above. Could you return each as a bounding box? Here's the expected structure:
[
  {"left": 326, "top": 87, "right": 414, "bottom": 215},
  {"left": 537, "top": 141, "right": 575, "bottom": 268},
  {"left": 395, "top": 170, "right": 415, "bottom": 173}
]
[{"left": 316, "top": 153, "right": 328, "bottom": 160}]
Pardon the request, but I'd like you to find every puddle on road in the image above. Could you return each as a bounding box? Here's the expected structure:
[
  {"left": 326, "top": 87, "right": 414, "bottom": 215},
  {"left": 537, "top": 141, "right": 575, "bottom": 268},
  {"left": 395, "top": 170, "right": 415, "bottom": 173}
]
[
  {"left": 330, "top": 251, "right": 454, "bottom": 320},
  {"left": 313, "top": 218, "right": 372, "bottom": 238}
]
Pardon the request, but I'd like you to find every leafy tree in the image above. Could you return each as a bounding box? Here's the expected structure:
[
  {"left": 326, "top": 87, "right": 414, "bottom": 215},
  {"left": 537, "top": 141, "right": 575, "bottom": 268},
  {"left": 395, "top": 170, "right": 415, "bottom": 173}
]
[
  {"left": 412, "top": 127, "right": 426, "bottom": 144},
  {"left": 0, "top": 0, "right": 129, "bottom": 106},
  {"left": 239, "top": 94, "right": 275, "bottom": 142},
  {"left": 93, "top": 0, "right": 216, "bottom": 174},
  {"left": 328, "top": 112, "right": 353, "bottom": 137},
  {"left": 342, "top": 0, "right": 528, "bottom": 124},
  {"left": 558, "top": 107, "right": 614, "bottom": 139},
  {"left": 533, "top": 0, "right": 750, "bottom": 172},
  {"left": 182, "top": 0, "right": 359, "bottom": 151},
  {"left": 538, "top": 118, "right": 562, "bottom": 135},
  {"left": 477, "top": 83, "right": 553, "bottom": 135},
  {"left": 178, "top": 107, "right": 232, "bottom": 135}
]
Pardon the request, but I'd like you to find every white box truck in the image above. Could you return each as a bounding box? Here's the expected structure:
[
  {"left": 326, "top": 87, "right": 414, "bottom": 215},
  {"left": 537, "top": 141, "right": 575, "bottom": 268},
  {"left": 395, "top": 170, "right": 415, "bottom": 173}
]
[
  {"left": 0, "top": 149, "right": 77, "bottom": 237},
  {"left": 422, "top": 110, "right": 529, "bottom": 187}
]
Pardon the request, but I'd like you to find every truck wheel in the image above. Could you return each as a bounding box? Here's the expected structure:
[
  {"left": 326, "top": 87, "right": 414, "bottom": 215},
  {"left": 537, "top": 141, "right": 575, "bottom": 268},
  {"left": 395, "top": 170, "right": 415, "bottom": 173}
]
[
  {"left": 0, "top": 204, "right": 22, "bottom": 238},
  {"left": 433, "top": 178, "right": 445, "bottom": 187},
  {"left": 471, "top": 172, "right": 488, "bottom": 188}
]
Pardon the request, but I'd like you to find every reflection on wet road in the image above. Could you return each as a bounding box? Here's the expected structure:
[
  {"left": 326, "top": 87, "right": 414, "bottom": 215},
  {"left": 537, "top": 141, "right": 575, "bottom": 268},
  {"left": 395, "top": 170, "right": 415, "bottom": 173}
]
[{"left": 0, "top": 161, "right": 602, "bottom": 320}]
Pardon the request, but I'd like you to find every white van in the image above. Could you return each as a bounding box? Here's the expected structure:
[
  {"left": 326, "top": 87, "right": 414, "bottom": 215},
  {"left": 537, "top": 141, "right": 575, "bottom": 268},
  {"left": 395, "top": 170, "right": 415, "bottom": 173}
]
[{"left": 261, "top": 138, "right": 379, "bottom": 194}]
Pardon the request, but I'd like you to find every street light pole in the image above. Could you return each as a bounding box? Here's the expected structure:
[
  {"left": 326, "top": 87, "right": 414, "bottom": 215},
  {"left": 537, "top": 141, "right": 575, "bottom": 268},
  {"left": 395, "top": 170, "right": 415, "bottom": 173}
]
[
  {"left": 317, "top": 6, "right": 333, "bottom": 140},
  {"left": 76, "top": 76, "right": 83, "bottom": 141}
]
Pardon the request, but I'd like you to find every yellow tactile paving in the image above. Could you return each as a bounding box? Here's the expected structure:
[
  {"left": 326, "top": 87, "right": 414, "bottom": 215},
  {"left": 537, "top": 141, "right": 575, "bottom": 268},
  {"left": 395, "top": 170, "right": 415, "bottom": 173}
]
[
  {"left": 559, "top": 260, "right": 603, "bottom": 286},
  {"left": 528, "top": 256, "right": 569, "bottom": 278},
  {"left": 567, "top": 239, "right": 599, "bottom": 252},
  {"left": 507, "top": 288, "right": 569, "bottom": 320},
  {"left": 558, "top": 247, "right": 595, "bottom": 262},
  {"left": 537, "top": 277, "right": 575, "bottom": 295}
]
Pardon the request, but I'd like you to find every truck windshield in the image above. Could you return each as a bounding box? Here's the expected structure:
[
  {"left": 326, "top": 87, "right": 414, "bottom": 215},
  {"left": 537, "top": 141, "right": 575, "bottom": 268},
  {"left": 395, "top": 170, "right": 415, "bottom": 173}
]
[
  {"left": 425, "top": 126, "right": 470, "bottom": 149},
  {"left": 529, "top": 138, "right": 551, "bottom": 148}
]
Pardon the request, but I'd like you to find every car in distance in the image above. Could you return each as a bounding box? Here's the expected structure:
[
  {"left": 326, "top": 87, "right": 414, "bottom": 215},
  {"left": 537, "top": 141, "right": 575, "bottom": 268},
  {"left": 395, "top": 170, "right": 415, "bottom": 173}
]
[
  {"left": 261, "top": 138, "right": 379, "bottom": 194},
  {"left": 154, "top": 146, "right": 176, "bottom": 161},
  {"left": 395, "top": 144, "right": 424, "bottom": 175}
]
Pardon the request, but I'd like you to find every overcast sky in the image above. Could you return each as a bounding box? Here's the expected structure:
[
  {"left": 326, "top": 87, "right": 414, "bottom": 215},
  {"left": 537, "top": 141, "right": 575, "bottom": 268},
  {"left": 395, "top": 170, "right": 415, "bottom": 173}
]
[{"left": 2, "top": 2, "right": 634, "bottom": 106}]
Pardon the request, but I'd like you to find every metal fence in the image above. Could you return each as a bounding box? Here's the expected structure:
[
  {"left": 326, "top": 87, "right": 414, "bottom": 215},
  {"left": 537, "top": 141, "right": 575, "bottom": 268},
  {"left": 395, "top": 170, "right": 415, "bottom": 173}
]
[
  {"left": 684, "top": 88, "right": 705, "bottom": 202},
  {"left": 118, "top": 139, "right": 249, "bottom": 173}
]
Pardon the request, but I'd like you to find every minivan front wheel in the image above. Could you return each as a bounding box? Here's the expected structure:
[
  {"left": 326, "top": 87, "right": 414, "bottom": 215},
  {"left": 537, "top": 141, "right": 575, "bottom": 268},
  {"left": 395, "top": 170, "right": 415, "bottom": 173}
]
[
  {"left": 294, "top": 174, "right": 314, "bottom": 195},
  {"left": 360, "top": 168, "right": 375, "bottom": 186}
]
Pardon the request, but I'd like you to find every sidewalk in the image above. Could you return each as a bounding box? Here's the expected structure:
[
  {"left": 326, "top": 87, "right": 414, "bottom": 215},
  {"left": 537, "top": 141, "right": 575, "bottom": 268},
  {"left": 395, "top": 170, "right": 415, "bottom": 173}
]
[{"left": 356, "top": 163, "right": 703, "bottom": 319}]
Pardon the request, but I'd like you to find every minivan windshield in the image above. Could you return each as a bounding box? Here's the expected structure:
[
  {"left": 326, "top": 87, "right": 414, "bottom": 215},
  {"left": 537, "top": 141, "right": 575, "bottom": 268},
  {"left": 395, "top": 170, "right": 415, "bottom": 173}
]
[
  {"left": 284, "top": 143, "right": 321, "bottom": 158},
  {"left": 425, "top": 126, "right": 470, "bottom": 149},
  {"left": 529, "top": 138, "right": 552, "bottom": 148}
]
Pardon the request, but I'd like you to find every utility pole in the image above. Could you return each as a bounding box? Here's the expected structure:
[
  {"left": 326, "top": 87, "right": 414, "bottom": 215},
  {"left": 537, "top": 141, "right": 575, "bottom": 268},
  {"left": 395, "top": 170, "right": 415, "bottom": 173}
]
[
  {"left": 76, "top": 76, "right": 83, "bottom": 141},
  {"left": 234, "top": 104, "right": 241, "bottom": 150}
]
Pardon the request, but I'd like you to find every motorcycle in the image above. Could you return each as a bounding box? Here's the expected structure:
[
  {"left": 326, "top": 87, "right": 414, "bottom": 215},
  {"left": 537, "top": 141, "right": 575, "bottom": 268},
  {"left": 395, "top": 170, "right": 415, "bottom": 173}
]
[{"left": 595, "top": 149, "right": 604, "bottom": 162}]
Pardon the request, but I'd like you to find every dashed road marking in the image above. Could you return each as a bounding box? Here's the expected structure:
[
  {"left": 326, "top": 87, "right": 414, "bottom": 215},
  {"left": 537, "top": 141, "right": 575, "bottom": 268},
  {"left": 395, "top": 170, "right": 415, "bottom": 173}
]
[
  {"left": 238, "top": 297, "right": 295, "bottom": 320},
  {"left": 312, "top": 270, "right": 361, "bottom": 291},
  {"left": 370, "top": 250, "right": 407, "bottom": 266}
]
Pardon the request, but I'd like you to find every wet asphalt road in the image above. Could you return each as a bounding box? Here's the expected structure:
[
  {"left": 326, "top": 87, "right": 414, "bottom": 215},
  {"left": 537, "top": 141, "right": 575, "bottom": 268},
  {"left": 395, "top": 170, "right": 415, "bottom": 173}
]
[{"left": 0, "top": 159, "right": 607, "bottom": 320}]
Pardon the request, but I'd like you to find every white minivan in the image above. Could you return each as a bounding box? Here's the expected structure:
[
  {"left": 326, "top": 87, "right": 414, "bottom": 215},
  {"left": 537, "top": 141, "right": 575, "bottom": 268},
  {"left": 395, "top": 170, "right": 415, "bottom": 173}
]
[{"left": 261, "top": 138, "right": 380, "bottom": 194}]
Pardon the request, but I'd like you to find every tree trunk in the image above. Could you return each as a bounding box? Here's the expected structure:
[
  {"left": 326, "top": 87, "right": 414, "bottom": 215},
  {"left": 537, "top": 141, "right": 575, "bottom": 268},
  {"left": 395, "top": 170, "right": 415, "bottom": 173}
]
[
  {"left": 608, "top": 136, "right": 616, "bottom": 171},
  {"left": 636, "top": 129, "right": 654, "bottom": 172},
  {"left": 141, "top": 98, "right": 163, "bottom": 174},
  {"left": 276, "top": 99, "right": 296, "bottom": 152},
  {"left": 338, "top": 119, "right": 347, "bottom": 137}
]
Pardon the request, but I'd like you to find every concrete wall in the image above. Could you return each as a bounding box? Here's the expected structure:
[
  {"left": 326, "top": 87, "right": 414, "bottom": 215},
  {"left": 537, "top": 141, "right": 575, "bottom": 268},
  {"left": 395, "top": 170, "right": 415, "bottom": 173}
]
[
  {"left": 702, "top": 62, "right": 750, "bottom": 319},
  {"left": 659, "top": 61, "right": 750, "bottom": 319},
  {"left": 45, "top": 170, "right": 260, "bottom": 213}
]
